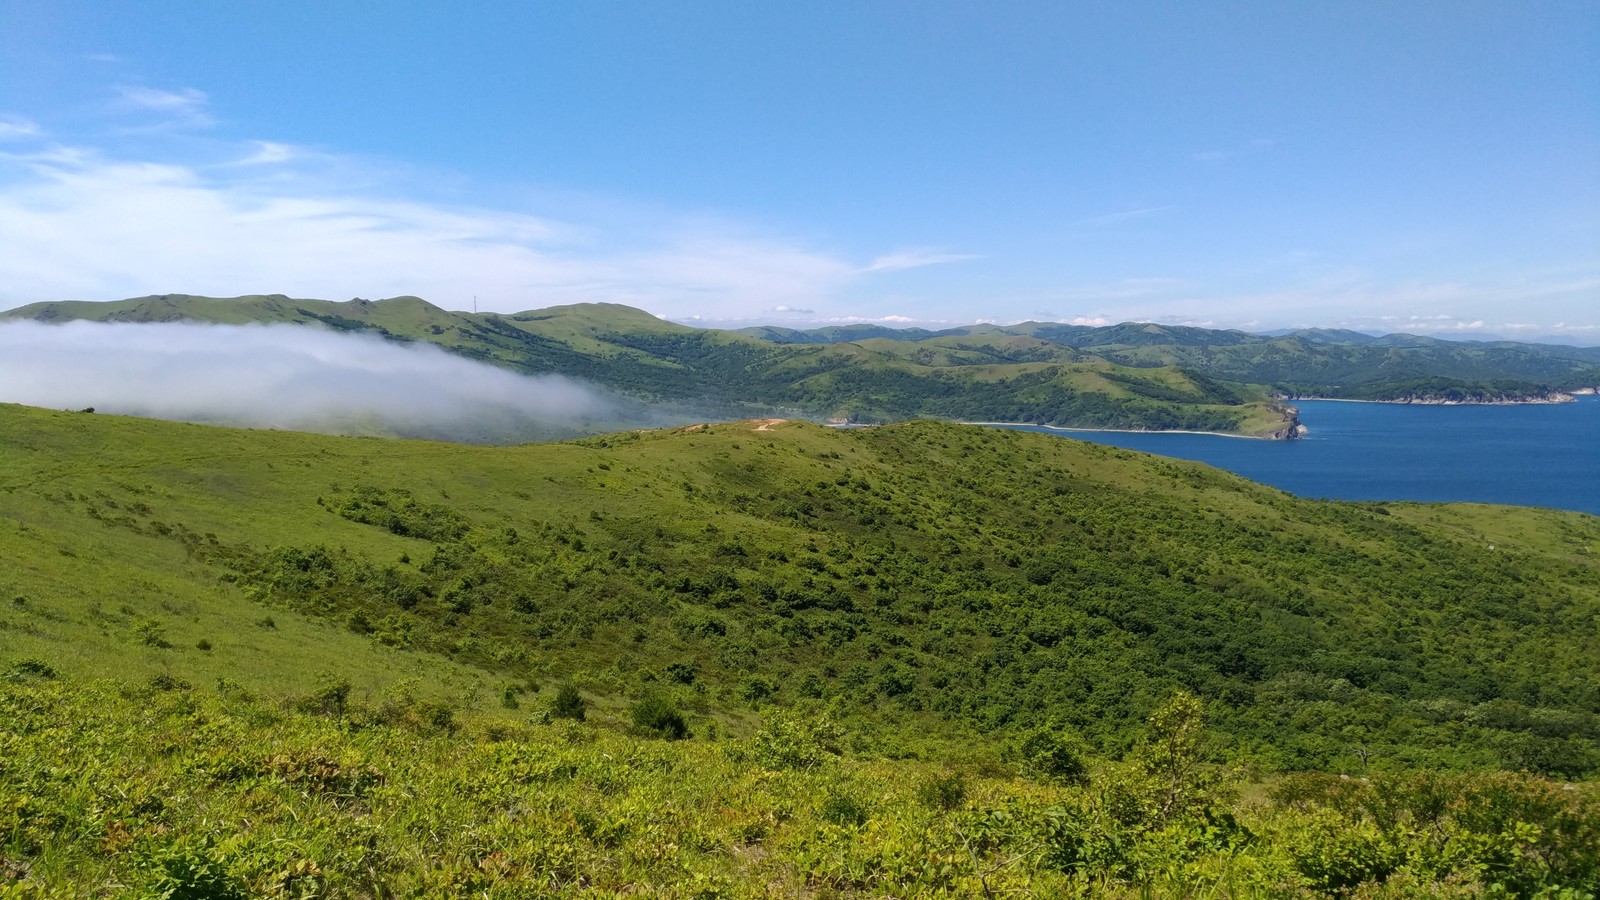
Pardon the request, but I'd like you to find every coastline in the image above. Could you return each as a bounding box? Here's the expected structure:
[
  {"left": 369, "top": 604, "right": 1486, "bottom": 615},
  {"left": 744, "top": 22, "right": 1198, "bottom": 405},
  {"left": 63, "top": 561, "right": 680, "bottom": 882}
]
[
  {"left": 1289, "top": 394, "right": 1577, "bottom": 406},
  {"left": 959, "top": 421, "right": 1271, "bottom": 440}
]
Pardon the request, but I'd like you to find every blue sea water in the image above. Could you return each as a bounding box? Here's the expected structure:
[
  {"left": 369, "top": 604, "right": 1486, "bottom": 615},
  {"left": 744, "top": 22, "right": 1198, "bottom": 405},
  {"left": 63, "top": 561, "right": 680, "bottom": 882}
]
[{"left": 991, "top": 395, "right": 1600, "bottom": 516}]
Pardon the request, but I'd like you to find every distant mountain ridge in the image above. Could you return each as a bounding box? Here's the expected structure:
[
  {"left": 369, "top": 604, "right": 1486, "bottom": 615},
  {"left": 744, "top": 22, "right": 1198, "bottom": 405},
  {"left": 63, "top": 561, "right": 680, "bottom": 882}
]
[
  {"left": 9, "top": 293, "right": 1598, "bottom": 432},
  {"left": 745, "top": 317, "right": 1600, "bottom": 400},
  {"left": 746, "top": 317, "right": 1600, "bottom": 360},
  {"left": 3, "top": 294, "right": 1300, "bottom": 437}
]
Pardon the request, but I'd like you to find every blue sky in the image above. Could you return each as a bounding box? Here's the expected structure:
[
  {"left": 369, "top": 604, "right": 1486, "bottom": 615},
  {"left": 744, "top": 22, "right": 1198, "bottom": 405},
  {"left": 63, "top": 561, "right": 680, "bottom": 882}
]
[{"left": 1, "top": 1, "right": 1596, "bottom": 338}]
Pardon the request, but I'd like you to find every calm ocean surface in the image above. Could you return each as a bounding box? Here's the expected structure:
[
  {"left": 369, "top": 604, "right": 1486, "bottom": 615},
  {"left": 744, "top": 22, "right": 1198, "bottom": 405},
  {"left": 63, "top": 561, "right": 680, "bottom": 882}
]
[{"left": 991, "top": 395, "right": 1600, "bottom": 517}]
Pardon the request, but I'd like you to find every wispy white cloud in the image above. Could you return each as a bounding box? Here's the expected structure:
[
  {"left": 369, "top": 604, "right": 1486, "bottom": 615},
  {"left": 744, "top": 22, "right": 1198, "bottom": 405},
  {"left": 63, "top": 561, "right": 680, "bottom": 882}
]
[
  {"left": 5, "top": 79, "right": 1590, "bottom": 336},
  {"left": 0, "top": 133, "right": 955, "bottom": 320},
  {"left": 0, "top": 83, "right": 980, "bottom": 322},
  {"left": 116, "top": 85, "right": 208, "bottom": 114},
  {"left": 1276, "top": 308, "right": 1600, "bottom": 341},
  {"left": 0, "top": 116, "right": 42, "bottom": 141},
  {"left": 112, "top": 85, "right": 214, "bottom": 129},
  {"left": 232, "top": 141, "right": 299, "bottom": 166},
  {"left": 1549, "top": 323, "right": 1600, "bottom": 336},
  {"left": 1072, "top": 206, "right": 1174, "bottom": 227},
  {"left": 1111, "top": 265, "right": 1600, "bottom": 339},
  {"left": 824, "top": 314, "right": 918, "bottom": 324},
  {"left": 1193, "top": 138, "right": 1275, "bottom": 164},
  {"left": 862, "top": 249, "right": 977, "bottom": 273},
  {"left": 1425, "top": 319, "right": 1486, "bottom": 331}
]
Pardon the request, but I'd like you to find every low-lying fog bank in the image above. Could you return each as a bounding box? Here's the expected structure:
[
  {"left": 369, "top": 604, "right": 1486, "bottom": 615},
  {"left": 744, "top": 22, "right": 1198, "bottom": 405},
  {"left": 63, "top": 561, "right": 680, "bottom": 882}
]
[{"left": 0, "top": 320, "right": 680, "bottom": 442}]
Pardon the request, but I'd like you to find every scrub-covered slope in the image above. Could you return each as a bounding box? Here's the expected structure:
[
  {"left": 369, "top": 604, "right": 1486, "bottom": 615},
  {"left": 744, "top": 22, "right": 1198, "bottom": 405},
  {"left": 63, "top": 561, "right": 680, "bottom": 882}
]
[
  {"left": 4, "top": 403, "right": 1600, "bottom": 896},
  {"left": 2, "top": 403, "right": 1596, "bottom": 772}
]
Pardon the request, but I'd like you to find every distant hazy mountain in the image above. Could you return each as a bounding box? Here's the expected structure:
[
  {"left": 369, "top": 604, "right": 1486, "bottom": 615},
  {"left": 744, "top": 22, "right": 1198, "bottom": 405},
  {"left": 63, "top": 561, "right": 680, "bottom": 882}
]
[
  {"left": 722, "top": 315, "right": 1600, "bottom": 397},
  {"left": 735, "top": 323, "right": 942, "bottom": 343},
  {"left": 1267, "top": 327, "right": 1383, "bottom": 345},
  {"left": 1257, "top": 326, "right": 1600, "bottom": 350}
]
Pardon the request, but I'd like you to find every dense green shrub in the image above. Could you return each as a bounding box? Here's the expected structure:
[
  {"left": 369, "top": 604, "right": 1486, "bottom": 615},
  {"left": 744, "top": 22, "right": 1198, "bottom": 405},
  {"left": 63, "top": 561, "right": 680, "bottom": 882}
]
[
  {"left": 551, "top": 682, "right": 586, "bottom": 721},
  {"left": 631, "top": 693, "right": 689, "bottom": 740},
  {"left": 135, "top": 618, "right": 169, "bottom": 648},
  {"left": 328, "top": 485, "right": 468, "bottom": 542},
  {"left": 1012, "top": 726, "right": 1091, "bottom": 786},
  {"left": 292, "top": 674, "right": 351, "bottom": 718},
  {"left": 819, "top": 791, "right": 871, "bottom": 828},
  {"left": 3, "top": 659, "right": 58, "bottom": 681},
  {"left": 916, "top": 771, "right": 968, "bottom": 811},
  {"left": 745, "top": 712, "right": 843, "bottom": 770}
]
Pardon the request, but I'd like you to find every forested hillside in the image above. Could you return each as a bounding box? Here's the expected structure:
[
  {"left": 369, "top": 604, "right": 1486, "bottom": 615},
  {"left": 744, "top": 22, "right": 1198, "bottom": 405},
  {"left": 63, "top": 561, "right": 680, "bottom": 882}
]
[
  {"left": 750, "top": 319, "right": 1600, "bottom": 399},
  {"left": 11, "top": 294, "right": 1599, "bottom": 438},
  {"left": 3, "top": 403, "right": 1597, "bottom": 770},
  {"left": 3, "top": 404, "right": 1599, "bottom": 894},
  {"left": 0, "top": 295, "right": 1300, "bottom": 436}
]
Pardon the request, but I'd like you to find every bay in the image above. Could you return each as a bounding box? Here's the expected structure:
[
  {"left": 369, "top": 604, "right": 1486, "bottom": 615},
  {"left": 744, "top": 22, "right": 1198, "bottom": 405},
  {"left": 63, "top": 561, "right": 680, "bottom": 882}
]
[{"left": 989, "top": 395, "right": 1600, "bottom": 516}]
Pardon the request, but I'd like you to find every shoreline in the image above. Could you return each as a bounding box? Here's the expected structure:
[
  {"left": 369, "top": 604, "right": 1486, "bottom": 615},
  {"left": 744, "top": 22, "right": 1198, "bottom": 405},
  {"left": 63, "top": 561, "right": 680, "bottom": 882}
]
[
  {"left": 958, "top": 420, "right": 1271, "bottom": 440},
  {"left": 1290, "top": 395, "right": 1576, "bottom": 406}
]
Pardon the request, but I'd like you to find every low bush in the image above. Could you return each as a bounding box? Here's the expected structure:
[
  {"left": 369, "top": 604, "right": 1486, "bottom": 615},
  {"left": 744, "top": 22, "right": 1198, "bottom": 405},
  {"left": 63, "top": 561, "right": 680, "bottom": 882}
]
[{"left": 631, "top": 693, "right": 689, "bottom": 740}]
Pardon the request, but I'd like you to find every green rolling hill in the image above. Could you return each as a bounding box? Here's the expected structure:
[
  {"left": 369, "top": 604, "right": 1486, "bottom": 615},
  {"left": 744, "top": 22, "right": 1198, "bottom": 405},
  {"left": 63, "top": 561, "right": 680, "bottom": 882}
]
[
  {"left": 11, "top": 293, "right": 1600, "bottom": 439},
  {"left": 3, "top": 402, "right": 1598, "bottom": 767},
  {"left": 2, "top": 404, "right": 1598, "bottom": 894},
  {"left": 777, "top": 321, "right": 1600, "bottom": 400},
  {"left": 0, "top": 294, "right": 1304, "bottom": 437}
]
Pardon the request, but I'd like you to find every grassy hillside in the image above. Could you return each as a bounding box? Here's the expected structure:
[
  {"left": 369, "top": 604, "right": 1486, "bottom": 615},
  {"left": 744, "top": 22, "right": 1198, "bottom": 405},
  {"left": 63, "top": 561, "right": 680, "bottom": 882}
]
[
  {"left": 1104, "top": 336, "right": 1600, "bottom": 399},
  {"left": 4, "top": 403, "right": 1597, "bottom": 769},
  {"left": 4, "top": 404, "right": 1600, "bottom": 895},
  {"left": 1, "top": 295, "right": 1299, "bottom": 436},
  {"left": 749, "top": 317, "right": 1600, "bottom": 400},
  {"left": 15, "top": 293, "right": 1600, "bottom": 439},
  {"left": 6, "top": 677, "right": 1596, "bottom": 897},
  {"left": 774, "top": 321, "right": 1600, "bottom": 399}
]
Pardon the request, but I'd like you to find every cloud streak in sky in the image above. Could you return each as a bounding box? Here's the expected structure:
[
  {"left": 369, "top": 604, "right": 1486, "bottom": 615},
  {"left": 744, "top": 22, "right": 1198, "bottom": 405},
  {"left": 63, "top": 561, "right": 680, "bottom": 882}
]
[
  {"left": 863, "top": 249, "right": 978, "bottom": 273},
  {"left": 0, "top": 90, "right": 967, "bottom": 323},
  {"left": 1071, "top": 206, "right": 1175, "bottom": 227},
  {"left": 116, "top": 85, "right": 209, "bottom": 115},
  {"left": 0, "top": 116, "right": 41, "bottom": 141},
  {"left": 0, "top": 321, "right": 628, "bottom": 441},
  {"left": 0, "top": 76, "right": 1593, "bottom": 336}
]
